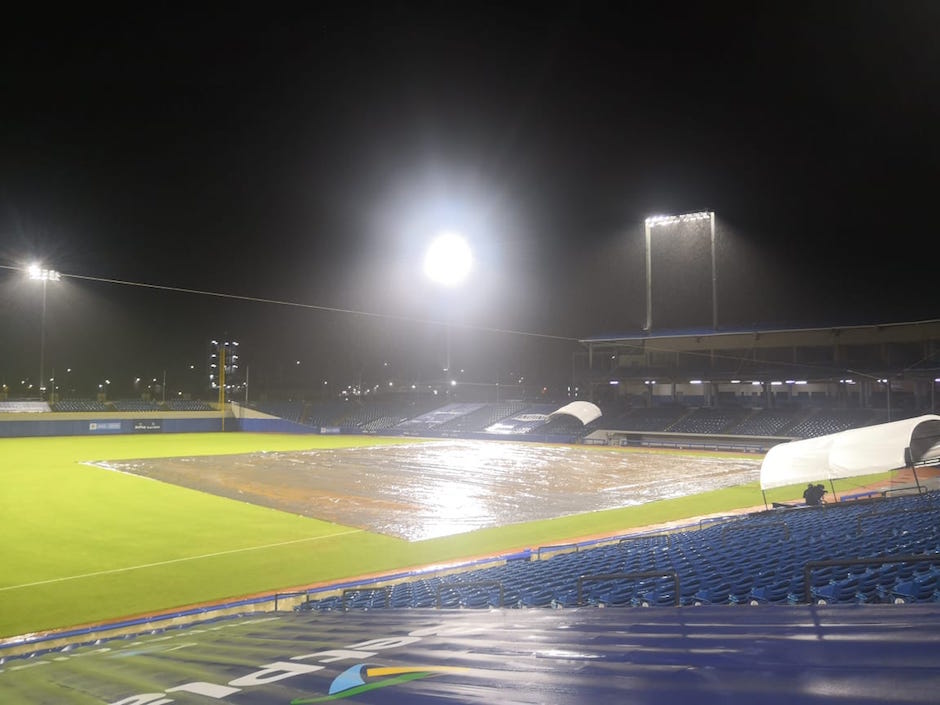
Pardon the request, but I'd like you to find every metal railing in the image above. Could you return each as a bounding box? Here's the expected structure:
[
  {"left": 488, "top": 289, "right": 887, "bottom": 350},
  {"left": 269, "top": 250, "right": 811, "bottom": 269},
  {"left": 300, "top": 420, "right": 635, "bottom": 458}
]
[
  {"left": 341, "top": 586, "right": 391, "bottom": 610},
  {"left": 537, "top": 543, "right": 580, "bottom": 559},
  {"left": 576, "top": 570, "right": 680, "bottom": 607},
  {"left": 436, "top": 580, "right": 504, "bottom": 608},
  {"left": 855, "top": 507, "right": 937, "bottom": 534},
  {"left": 721, "top": 519, "right": 789, "bottom": 544},
  {"left": 802, "top": 554, "right": 940, "bottom": 604}
]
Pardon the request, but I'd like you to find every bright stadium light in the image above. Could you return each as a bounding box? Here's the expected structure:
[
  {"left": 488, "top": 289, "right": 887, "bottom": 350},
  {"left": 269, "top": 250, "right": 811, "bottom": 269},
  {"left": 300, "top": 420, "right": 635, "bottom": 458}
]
[
  {"left": 423, "top": 231, "right": 473, "bottom": 287},
  {"left": 643, "top": 210, "right": 717, "bottom": 332},
  {"left": 645, "top": 211, "right": 712, "bottom": 228},
  {"left": 27, "top": 263, "right": 61, "bottom": 401}
]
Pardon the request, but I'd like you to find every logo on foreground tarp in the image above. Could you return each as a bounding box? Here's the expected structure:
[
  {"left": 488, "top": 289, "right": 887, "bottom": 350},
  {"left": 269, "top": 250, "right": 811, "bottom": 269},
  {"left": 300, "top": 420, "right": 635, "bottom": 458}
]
[{"left": 291, "top": 663, "right": 468, "bottom": 703}]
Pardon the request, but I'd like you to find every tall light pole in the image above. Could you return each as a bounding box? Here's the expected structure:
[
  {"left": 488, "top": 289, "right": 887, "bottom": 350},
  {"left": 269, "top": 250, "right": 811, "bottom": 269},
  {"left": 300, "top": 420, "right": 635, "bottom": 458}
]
[
  {"left": 423, "top": 231, "right": 473, "bottom": 393},
  {"left": 28, "top": 264, "right": 61, "bottom": 401},
  {"left": 643, "top": 211, "right": 716, "bottom": 332}
]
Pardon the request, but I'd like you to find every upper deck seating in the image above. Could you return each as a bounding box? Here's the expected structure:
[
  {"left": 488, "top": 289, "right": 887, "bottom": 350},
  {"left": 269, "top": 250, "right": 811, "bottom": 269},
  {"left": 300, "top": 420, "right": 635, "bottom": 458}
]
[
  {"left": 51, "top": 399, "right": 110, "bottom": 412},
  {"left": 788, "top": 409, "right": 880, "bottom": 438},
  {"left": 251, "top": 401, "right": 306, "bottom": 423},
  {"left": 727, "top": 409, "right": 801, "bottom": 437},
  {"left": 111, "top": 399, "right": 161, "bottom": 412},
  {"left": 0, "top": 401, "right": 52, "bottom": 413},
  {"left": 617, "top": 406, "right": 687, "bottom": 432},
  {"left": 163, "top": 399, "right": 215, "bottom": 411},
  {"left": 439, "top": 401, "right": 530, "bottom": 434},
  {"left": 393, "top": 403, "right": 485, "bottom": 434},
  {"left": 666, "top": 407, "right": 749, "bottom": 434}
]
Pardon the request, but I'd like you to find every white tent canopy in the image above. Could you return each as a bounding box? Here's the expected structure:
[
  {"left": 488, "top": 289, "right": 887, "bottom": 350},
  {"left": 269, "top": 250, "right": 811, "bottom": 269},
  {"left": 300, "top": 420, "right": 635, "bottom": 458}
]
[
  {"left": 548, "top": 401, "right": 602, "bottom": 426},
  {"left": 760, "top": 414, "right": 940, "bottom": 490}
]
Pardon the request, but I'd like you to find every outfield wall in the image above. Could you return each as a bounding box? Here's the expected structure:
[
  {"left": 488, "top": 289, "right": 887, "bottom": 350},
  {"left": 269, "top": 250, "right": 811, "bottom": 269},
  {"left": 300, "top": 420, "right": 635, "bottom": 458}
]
[
  {"left": 0, "top": 412, "right": 232, "bottom": 438},
  {"left": 0, "top": 407, "right": 776, "bottom": 449},
  {"left": 584, "top": 429, "right": 787, "bottom": 453}
]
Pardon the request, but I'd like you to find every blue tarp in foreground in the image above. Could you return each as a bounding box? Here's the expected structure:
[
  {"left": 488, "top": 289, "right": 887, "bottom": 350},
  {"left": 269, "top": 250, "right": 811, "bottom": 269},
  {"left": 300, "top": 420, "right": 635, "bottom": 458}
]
[{"left": 2, "top": 606, "right": 939, "bottom": 704}]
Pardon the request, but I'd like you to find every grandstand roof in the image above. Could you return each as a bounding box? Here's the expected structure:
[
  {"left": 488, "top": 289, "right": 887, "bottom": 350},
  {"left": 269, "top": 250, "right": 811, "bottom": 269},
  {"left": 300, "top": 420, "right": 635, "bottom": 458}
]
[{"left": 581, "top": 318, "right": 940, "bottom": 350}]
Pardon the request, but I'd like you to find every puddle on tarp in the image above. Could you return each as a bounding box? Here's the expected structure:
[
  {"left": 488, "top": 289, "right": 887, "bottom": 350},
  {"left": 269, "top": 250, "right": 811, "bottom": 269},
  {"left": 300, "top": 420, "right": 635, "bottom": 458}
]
[{"left": 96, "top": 440, "right": 761, "bottom": 541}]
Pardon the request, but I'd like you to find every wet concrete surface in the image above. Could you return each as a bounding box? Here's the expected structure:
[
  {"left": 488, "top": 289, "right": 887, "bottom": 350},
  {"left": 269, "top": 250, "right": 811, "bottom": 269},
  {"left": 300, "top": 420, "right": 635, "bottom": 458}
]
[{"left": 96, "top": 440, "right": 761, "bottom": 541}]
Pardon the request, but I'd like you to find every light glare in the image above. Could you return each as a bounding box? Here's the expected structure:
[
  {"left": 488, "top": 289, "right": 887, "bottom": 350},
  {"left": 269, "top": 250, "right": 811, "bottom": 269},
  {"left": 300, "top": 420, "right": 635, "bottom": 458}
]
[
  {"left": 645, "top": 211, "right": 713, "bottom": 228},
  {"left": 423, "top": 231, "right": 473, "bottom": 287},
  {"left": 28, "top": 264, "right": 61, "bottom": 281}
]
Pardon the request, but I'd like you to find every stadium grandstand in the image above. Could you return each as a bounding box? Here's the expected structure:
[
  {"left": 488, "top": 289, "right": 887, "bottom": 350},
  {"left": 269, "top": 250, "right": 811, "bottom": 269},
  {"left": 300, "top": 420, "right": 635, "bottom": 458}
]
[
  {"left": 298, "top": 490, "right": 940, "bottom": 610},
  {"left": 3, "top": 320, "right": 940, "bottom": 704},
  {"left": 575, "top": 319, "right": 940, "bottom": 416},
  {"left": 3, "top": 319, "right": 937, "bottom": 444}
]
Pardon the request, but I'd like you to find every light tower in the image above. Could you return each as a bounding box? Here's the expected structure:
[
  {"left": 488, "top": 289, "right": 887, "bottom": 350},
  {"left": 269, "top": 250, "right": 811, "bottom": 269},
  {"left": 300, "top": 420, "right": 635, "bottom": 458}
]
[
  {"left": 28, "top": 264, "right": 61, "bottom": 401},
  {"left": 423, "top": 231, "right": 473, "bottom": 389}
]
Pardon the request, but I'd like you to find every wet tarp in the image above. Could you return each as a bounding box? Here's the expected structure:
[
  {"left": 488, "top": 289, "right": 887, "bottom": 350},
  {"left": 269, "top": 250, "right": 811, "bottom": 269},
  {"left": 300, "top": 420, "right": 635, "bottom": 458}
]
[
  {"left": 760, "top": 414, "right": 940, "bottom": 490},
  {"left": 3, "top": 606, "right": 939, "bottom": 704},
  {"left": 99, "top": 441, "right": 760, "bottom": 541}
]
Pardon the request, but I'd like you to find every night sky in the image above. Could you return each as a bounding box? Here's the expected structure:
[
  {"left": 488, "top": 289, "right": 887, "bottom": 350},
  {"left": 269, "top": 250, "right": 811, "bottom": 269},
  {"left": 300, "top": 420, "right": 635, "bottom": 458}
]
[{"left": 1, "top": 3, "right": 938, "bottom": 398}]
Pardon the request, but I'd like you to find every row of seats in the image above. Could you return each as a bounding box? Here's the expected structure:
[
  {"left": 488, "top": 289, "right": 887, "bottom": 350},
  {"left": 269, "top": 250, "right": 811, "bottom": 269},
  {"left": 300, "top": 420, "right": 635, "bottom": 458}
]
[
  {"left": 299, "top": 492, "right": 940, "bottom": 611},
  {"left": 48, "top": 399, "right": 215, "bottom": 412},
  {"left": 597, "top": 406, "right": 892, "bottom": 438}
]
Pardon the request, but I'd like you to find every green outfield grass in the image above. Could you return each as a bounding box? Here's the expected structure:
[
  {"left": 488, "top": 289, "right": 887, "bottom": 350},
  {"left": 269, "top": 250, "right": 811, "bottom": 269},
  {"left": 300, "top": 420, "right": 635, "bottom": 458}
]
[{"left": 0, "top": 433, "right": 888, "bottom": 639}]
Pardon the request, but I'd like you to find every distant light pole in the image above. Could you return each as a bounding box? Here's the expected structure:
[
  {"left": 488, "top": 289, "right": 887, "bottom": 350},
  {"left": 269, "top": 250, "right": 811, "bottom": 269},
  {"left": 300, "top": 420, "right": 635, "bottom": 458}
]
[
  {"left": 28, "top": 264, "right": 61, "bottom": 401},
  {"left": 643, "top": 211, "right": 716, "bottom": 332}
]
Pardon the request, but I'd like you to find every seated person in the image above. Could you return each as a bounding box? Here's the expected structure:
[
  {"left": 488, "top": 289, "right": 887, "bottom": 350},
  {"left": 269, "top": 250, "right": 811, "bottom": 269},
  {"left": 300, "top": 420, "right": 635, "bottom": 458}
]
[{"left": 803, "top": 482, "right": 827, "bottom": 506}]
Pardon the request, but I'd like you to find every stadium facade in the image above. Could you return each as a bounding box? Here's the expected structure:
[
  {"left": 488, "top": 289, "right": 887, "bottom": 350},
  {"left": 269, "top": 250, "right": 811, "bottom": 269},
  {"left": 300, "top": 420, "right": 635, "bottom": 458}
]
[{"left": 576, "top": 318, "right": 940, "bottom": 415}]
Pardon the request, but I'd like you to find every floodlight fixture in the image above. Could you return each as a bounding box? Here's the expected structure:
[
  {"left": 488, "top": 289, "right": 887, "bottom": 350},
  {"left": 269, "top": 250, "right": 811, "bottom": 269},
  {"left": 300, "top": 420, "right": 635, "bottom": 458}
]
[
  {"left": 423, "top": 231, "right": 473, "bottom": 287},
  {"left": 644, "top": 211, "right": 712, "bottom": 228},
  {"left": 643, "top": 210, "right": 717, "bottom": 332},
  {"left": 28, "top": 264, "right": 61, "bottom": 281}
]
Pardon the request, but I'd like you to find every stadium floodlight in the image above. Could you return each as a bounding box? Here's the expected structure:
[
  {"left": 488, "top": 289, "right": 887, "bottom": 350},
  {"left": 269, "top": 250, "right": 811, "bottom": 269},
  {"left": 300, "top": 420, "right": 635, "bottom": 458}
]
[
  {"left": 643, "top": 211, "right": 717, "bottom": 332},
  {"left": 423, "top": 231, "right": 473, "bottom": 287},
  {"left": 27, "top": 263, "right": 61, "bottom": 401},
  {"left": 28, "top": 264, "right": 61, "bottom": 282},
  {"left": 645, "top": 211, "right": 712, "bottom": 228}
]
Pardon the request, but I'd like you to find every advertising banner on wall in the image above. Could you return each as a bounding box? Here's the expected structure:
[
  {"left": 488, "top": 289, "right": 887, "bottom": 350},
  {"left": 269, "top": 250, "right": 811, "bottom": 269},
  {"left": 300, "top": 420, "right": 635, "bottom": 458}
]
[
  {"left": 133, "top": 420, "right": 163, "bottom": 433},
  {"left": 88, "top": 421, "right": 122, "bottom": 433}
]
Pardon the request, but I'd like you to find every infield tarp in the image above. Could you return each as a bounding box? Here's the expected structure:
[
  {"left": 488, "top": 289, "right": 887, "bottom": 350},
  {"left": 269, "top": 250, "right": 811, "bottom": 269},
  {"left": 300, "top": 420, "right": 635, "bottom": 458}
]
[
  {"left": 760, "top": 414, "right": 940, "bottom": 490},
  {"left": 3, "top": 606, "right": 940, "bottom": 705}
]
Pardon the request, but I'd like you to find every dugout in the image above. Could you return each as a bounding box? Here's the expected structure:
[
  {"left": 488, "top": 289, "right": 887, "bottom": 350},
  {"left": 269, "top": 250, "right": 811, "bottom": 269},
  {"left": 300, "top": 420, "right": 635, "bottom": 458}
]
[{"left": 760, "top": 413, "right": 940, "bottom": 500}]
